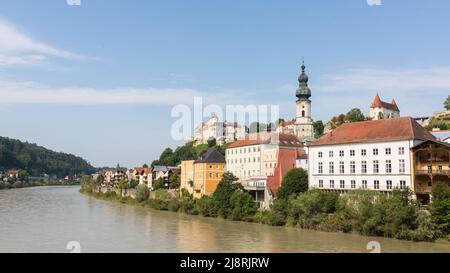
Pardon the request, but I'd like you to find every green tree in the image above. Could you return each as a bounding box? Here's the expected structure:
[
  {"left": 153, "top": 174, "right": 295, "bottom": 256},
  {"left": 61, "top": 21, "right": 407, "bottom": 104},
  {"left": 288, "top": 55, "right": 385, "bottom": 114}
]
[
  {"left": 313, "top": 120, "right": 325, "bottom": 138},
  {"left": 129, "top": 179, "right": 139, "bottom": 189},
  {"left": 207, "top": 138, "right": 217, "bottom": 148},
  {"left": 277, "top": 168, "right": 309, "bottom": 200},
  {"left": 445, "top": 95, "right": 450, "bottom": 110},
  {"left": 169, "top": 173, "right": 181, "bottom": 189},
  {"left": 431, "top": 183, "right": 450, "bottom": 234},
  {"left": 346, "top": 108, "right": 365, "bottom": 122},
  {"left": 213, "top": 172, "right": 242, "bottom": 218},
  {"left": 153, "top": 177, "right": 164, "bottom": 190},
  {"left": 229, "top": 191, "right": 258, "bottom": 221},
  {"left": 135, "top": 184, "right": 150, "bottom": 202}
]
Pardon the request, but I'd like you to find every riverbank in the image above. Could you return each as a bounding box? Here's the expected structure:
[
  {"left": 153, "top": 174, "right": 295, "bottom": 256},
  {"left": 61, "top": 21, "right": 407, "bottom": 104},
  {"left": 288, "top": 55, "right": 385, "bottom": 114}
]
[
  {"left": 0, "top": 179, "right": 79, "bottom": 190},
  {"left": 80, "top": 186, "right": 450, "bottom": 244}
]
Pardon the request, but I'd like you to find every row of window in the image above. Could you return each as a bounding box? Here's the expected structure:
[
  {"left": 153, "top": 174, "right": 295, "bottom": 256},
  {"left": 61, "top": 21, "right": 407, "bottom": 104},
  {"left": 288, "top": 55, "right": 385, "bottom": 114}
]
[
  {"left": 317, "top": 159, "right": 406, "bottom": 174},
  {"left": 209, "top": 164, "right": 222, "bottom": 169},
  {"left": 227, "top": 157, "right": 261, "bottom": 165},
  {"left": 318, "top": 147, "right": 405, "bottom": 158},
  {"left": 227, "top": 147, "right": 261, "bottom": 155},
  {"left": 318, "top": 179, "right": 407, "bottom": 190}
]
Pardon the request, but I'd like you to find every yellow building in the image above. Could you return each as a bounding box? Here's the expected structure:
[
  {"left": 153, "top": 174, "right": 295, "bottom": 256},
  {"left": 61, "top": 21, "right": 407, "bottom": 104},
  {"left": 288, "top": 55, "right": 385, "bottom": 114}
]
[{"left": 181, "top": 148, "right": 226, "bottom": 199}]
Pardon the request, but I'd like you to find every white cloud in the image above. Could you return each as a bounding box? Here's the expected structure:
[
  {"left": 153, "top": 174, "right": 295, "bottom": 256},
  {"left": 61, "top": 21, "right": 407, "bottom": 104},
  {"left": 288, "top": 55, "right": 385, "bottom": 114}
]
[
  {"left": 0, "top": 80, "right": 239, "bottom": 106},
  {"left": 0, "top": 19, "right": 83, "bottom": 66}
]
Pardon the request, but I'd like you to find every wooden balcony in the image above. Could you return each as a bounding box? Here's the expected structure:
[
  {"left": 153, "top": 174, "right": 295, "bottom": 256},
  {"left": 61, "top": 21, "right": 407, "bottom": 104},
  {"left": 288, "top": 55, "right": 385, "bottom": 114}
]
[{"left": 415, "top": 170, "right": 450, "bottom": 176}]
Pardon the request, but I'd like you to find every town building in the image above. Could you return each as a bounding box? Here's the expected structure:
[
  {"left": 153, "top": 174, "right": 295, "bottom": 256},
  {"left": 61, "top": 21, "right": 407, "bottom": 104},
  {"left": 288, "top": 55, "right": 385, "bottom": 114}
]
[
  {"left": 152, "top": 166, "right": 180, "bottom": 189},
  {"left": 369, "top": 94, "right": 401, "bottom": 120},
  {"left": 180, "top": 148, "right": 226, "bottom": 199},
  {"left": 100, "top": 165, "right": 128, "bottom": 188},
  {"left": 131, "top": 167, "right": 153, "bottom": 188},
  {"left": 412, "top": 140, "right": 450, "bottom": 205},
  {"left": 192, "top": 113, "right": 247, "bottom": 146},
  {"left": 7, "top": 169, "right": 20, "bottom": 179},
  {"left": 308, "top": 117, "right": 437, "bottom": 199},
  {"left": 225, "top": 132, "right": 304, "bottom": 208}
]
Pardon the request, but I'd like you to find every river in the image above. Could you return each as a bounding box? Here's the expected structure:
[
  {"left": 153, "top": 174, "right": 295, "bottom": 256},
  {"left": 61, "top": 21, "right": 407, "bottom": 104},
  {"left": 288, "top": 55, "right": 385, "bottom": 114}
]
[{"left": 1, "top": 186, "right": 450, "bottom": 253}]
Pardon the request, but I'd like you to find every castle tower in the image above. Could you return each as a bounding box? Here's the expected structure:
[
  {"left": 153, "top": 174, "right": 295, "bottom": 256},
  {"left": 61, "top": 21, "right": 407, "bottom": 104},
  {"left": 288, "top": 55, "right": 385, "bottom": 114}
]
[{"left": 294, "top": 62, "right": 314, "bottom": 140}]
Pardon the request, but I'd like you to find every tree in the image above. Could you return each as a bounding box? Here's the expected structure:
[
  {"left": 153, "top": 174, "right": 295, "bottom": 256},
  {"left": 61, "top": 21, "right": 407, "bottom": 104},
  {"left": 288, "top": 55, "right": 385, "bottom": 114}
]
[
  {"left": 277, "top": 168, "right": 309, "bottom": 200},
  {"left": 169, "top": 173, "right": 181, "bottom": 189},
  {"left": 129, "top": 179, "right": 139, "bottom": 189},
  {"left": 213, "top": 172, "right": 243, "bottom": 218},
  {"left": 313, "top": 120, "right": 325, "bottom": 138},
  {"left": 431, "top": 183, "right": 450, "bottom": 234},
  {"left": 229, "top": 191, "right": 258, "bottom": 221},
  {"left": 445, "top": 95, "right": 450, "bottom": 110},
  {"left": 207, "top": 138, "right": 217, "bottom": 148},
  {"left": 142, "top": 164, "right": 149, "bottom": 168},
  {"left": 153, "top": 177, "right": 164, "bottom": 190},
  {"left": 135, "top": 184, "right": 150, "bottom": 202},
  {"left": 346, "top": 108, "right": 365, "bottom": 123}
]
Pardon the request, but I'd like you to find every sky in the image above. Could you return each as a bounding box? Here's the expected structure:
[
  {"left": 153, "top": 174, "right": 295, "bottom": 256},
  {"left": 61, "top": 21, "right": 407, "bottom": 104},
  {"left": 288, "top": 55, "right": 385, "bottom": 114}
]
[{"left": 0, "top": 0, "right": 449, "bottom": 168}]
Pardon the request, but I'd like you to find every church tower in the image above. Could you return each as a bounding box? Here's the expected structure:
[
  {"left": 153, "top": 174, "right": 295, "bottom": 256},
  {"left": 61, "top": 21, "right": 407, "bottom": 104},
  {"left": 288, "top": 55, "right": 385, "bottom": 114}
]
[{"left": 294, "top": 62, "right": 314, "bottom": 140}]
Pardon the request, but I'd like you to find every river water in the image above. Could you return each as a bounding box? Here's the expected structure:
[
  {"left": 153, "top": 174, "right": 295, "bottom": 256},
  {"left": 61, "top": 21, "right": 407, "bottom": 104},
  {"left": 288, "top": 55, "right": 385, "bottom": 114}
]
[{"left": 1, "top": 186, "right": 450, "bottom": 253}]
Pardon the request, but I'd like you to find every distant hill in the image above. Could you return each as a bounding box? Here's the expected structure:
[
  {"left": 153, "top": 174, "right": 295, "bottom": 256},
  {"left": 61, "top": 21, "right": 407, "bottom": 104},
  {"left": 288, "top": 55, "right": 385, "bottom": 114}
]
[{"left": 0, "top": 136, "right": 95, "bottom": 177}]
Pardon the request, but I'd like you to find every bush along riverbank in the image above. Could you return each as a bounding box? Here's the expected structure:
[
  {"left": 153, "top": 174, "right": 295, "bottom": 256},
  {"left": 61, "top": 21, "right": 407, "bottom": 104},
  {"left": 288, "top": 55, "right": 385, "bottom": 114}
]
[{"left": 80, "top": 170, "right": 450, "bottom": 243}]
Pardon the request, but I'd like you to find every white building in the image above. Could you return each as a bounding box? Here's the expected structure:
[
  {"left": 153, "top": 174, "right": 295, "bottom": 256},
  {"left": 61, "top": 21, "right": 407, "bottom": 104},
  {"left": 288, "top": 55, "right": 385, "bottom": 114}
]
[
  {"left": 308, "top": 117, "right": 437, "bottom": 193},
  {"left": 225, "top": 132, "right": 304, "bottom": 208},
  {"left": 369, "top": 94, "right": 400, "bottom": 120},
  {"left": 193, "top": 113, "right": 247, "bottom": 146}
]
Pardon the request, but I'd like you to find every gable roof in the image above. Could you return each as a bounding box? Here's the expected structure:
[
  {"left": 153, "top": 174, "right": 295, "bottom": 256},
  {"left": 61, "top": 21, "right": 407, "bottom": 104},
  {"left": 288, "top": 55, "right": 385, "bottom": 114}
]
[
  {"left": 310, "top": 117, "right": 436, "bottom": 146},
  {"left": 228, "top": 132, "right": 303, "bottom": 149},
  {"left": 371, "top": 94, "right": 400, "bottom": 112},
  {"left": 195, "top": 148, "right": 225, "bottom": 163}
]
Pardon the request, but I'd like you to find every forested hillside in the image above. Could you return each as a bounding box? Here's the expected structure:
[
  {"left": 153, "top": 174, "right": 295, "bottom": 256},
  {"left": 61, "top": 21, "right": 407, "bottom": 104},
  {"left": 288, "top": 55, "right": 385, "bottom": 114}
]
[{"left": 0, "top": 136, "right": 95, "bottom": 177}]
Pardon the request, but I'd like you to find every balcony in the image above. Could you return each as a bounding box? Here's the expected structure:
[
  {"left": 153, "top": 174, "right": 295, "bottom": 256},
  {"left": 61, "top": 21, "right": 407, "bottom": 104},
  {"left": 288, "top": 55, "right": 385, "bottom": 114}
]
[
  {"left": 415, "top": 170, "right": 450, "bottom": 176},
  {"left": 240, "top": 180, "right": 266, "bottom": 190}
]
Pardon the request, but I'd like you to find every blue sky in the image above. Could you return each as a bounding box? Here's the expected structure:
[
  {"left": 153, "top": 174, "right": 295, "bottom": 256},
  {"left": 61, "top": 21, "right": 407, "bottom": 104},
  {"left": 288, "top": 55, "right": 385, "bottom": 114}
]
[{"left": 0, "top": 0, "right": 449, "bottom": 167}]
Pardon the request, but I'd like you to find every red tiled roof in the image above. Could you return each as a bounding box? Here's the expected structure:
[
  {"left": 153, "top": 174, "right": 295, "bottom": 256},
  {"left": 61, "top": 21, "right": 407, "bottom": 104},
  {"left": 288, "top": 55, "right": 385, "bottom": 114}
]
[
  {"left": 310, "top": 117, "right": 436, "bottom": 146},
  {"left": 279, "top": 121, "right": 295, "bottom": 127},
  {"left": 228, "top": 132, "right": 303, "bottom": 148},
  {"left": 371, "top": 94, "right": 400, "bottom": 112}
]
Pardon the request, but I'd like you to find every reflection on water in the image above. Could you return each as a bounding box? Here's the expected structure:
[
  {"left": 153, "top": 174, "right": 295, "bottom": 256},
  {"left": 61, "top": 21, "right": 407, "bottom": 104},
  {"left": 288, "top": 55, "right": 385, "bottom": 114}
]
[{"left": 0, "top": 186, "right": 449, "bottom": 253}]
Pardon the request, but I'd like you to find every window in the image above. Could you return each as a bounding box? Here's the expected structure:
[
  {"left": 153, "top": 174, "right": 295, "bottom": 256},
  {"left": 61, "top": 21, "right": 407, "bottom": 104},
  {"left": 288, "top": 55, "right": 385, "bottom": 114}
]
[
  {"left": 399, "top": 147, "right": 405, "bottom": 155},
  {"left": 209, "top": 165, "right": 213, "bottom": 169},
  {"left": 209, "top": 173, "right": 213, "bottom": 178},
  {"left": 386, "top": 148, "right": 391, "bottom": 155},
  {"left": 399, "top": 159, "right": 405, "bottom": 173},
  {"left": 439, "top": 165, "right": 443, "bottom": 172},
  {"left": 330, "top": 180, "right": 335, "bottom": 188},
  {"left": 318, "top": 162, "right": 323, "bottom": 174},
  {"left": 319, "top": 180, "right": 323, "bottom": 188},
  {"left": 374, "top": 180, "right": 380, "bottom": 190},
  {"left": 339, "top": 150, "right": 344, "bottom": 157},
  {"left": 329, "top": 162, "right": 334, "bottom": 174},
  {"left": 340, "top": 180, "right": 345, "bottom": 189},
  {"left": 373, "top": 160, "right": 379, "bottom": 174},
  {"left": 350, "top": 150, "right": 355, "bottom": 157},
  {"left": 350, "top": 161, "right": 356, "bottom": 174},
  {"left": 428, "top": 181, "right": 433, "bottom": 187},
  {"left": 427, "top": 165, "right": 432, "bottom": 174},
  {"left": 339, "top": 162, "right": 345, "bottom": 174},
  {"left": 329, "top": 151, "right": 334, "bottom": 158},
  {"left": 351, "top": 180, "right": 356, "bottom": 189},
  {"left": 386, "top": 160, "right": 392, "bottom": 174},
  {"left": 318, "top": 152, "right": 323, "bottom": 158},
  {"left": 361, "top": 149, "right": 367, "bottom": 156},
  {"left": 373, "top": 148, "right": 378, "bottom": 155},
  {"left": 361, "top": 161, "right": 367, "bottom": 174},
  {"left": 362, "top": 180, "right": 368, "bottom": 189},
  {"left": 216, "top": 173, "right": 219, "bottom": 178},
  {"left": 387, "top": 180, "right": 392, "bottom": 190},
  {"left": 400, "top": 180, "right": 407, "bottom": 189}
]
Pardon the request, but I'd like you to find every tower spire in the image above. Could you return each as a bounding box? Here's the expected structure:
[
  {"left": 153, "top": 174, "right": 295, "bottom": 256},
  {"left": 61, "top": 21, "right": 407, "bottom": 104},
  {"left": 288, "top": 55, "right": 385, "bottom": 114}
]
[{"left": 296, "top": 61, "right": 311, "bottom": 99}]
